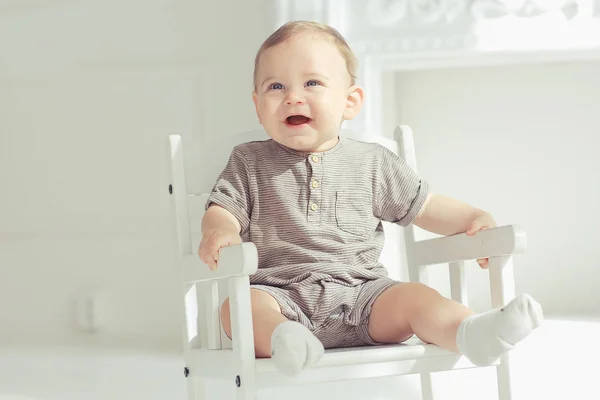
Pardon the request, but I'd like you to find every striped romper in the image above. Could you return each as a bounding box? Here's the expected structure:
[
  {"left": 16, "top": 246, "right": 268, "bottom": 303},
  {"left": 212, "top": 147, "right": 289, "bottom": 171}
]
[{"left": 205, "top": 136, "right": 430, "bottom": 349}]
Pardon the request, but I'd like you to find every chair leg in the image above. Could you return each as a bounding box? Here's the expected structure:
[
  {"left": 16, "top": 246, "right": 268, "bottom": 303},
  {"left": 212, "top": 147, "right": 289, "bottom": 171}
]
[
  {"left": 235, "top": 388, "right": 255, "bottom": 400},
  {"left": 186, "top": 377, "right": 207, "bottom": 400},
  {"left": 235, "top": 384, "right": 256, "bottom": 400},
  {"left": 420, "top": 373, "right": 434, "bottom": 400},
  {"left": 496, "top": 355, "right": 512, "bottom": 400}
]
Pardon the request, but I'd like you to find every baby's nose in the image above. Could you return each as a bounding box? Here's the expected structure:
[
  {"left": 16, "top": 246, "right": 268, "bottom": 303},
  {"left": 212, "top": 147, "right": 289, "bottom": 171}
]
[{"left": 285, "top": 92, "right": 305, "bottom": 104}]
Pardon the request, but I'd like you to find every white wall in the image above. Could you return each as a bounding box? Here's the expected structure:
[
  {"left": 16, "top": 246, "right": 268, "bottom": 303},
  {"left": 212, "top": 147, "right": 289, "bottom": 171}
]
[
  {"left": 0, "top": 0, "right": 272, "bottom": 348},
  {"left": 388, "top": 61, "right": 600, "bottom": 317}
]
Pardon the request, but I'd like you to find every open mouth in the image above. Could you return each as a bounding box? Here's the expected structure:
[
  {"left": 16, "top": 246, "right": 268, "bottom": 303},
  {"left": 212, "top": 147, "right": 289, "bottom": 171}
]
[{"left": 285, "top": 115, "right": 312, "bottom": 126}]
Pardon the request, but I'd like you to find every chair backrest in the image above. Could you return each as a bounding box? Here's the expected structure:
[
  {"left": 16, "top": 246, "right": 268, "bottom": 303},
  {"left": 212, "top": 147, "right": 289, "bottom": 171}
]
[
  {"left": 167, "top": 126, "right": 420, "bottom": 351},
  {"left": 393, "top": 125, "right": 428, "bottom": 284}
]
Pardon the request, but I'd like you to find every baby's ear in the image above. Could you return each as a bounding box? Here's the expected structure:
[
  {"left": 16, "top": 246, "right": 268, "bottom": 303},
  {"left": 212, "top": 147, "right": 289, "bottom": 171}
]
[{"left": 343, "top": 85, "right": 364, "bottom": 120}]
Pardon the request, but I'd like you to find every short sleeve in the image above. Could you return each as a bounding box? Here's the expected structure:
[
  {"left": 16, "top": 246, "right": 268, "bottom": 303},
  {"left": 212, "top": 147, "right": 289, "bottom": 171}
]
[
  {"left": 205, "top": 146, "right": 252, "bottom": 234},
  {"left": 374, "top": 145, "right": 429, "bottom": 227}
]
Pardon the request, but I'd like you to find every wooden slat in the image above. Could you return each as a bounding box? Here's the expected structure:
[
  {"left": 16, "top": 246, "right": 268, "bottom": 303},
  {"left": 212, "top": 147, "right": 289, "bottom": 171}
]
[
  {"left": 203, "top": 281, "right": 222, "bottom": 350},
  {"left": 181, "top": 242, "right": 259, "bottom": 283},
  {"left": 449, "top": 261, "right": 467, "bottom": 305},
  {"left": 187, "top": 348, "right": 236, "bottom": 380},
  {"left": 421, "top": 373, "right": 434, "bottom": 400},
  {"left": 187, "top": 193, "right": 208, "bottom": 249},
  {"left": 167, "top": 134, "right": 193, "bottom": 257},
  {"left": 497, "top": 356, "right": 513, "bottom": 400},
  {"left": 395, "top": 125, "right": 418, "bottom": 171},
  {"left": 395, "top": 125, "right": 430, "bottom": 286},
  {"left": 488, "top": 255, "right": 516, "bottom": 400},
  {"left": 412, "top": 225, "right": 526, "bottom": 268},
  {"left": 183, "top": 282, "right": 199, "bottom": 348},
  {"left": 228, "top": 276, "right": 257, "bottom": 399},
  {"left": 168, "top": 134, "right": 204, "bottom": 373},
  {"left": 488, "top": 255, "right": 516, "bottom": 308}
]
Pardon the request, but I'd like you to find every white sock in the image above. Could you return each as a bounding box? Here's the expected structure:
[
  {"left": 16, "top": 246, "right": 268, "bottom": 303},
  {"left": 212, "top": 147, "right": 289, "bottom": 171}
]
[
  {"left": 456, "top": 293, "right": 543, "bottom": 366},
  {"left": 270, "top": 321, "right": 324, "bottom": 376}
]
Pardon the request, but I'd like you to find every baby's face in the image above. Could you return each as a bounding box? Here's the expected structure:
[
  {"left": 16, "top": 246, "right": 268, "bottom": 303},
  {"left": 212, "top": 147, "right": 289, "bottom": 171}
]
[{"left": 253, "top": 34, "right": 362, "bottom": 153}]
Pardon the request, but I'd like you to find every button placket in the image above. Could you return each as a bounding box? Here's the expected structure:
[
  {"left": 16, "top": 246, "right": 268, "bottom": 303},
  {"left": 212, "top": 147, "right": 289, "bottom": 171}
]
[{"left": 307, "top": 154, "right": 323, "bottom": 226}]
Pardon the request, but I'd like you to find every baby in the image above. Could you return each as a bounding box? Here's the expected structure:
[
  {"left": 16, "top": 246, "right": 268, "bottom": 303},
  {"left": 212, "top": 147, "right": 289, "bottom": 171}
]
[{"left": 199, "top": 21, "right": 543, "bottom": 376}]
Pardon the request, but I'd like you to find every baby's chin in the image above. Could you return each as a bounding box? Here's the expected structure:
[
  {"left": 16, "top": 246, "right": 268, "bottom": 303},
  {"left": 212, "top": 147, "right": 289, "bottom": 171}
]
[
  {"left": 274, "top": 137, "right": 314, "bottom": 152},
  {"left": 281, "top": 135, "right": 339, "bottom": 153}
]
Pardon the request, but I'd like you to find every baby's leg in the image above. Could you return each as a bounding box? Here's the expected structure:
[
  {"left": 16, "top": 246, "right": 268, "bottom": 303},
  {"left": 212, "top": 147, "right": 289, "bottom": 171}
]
[
  {"left": 221, "top": 289, "right": 287, "bottom": 357},
  {"left": 369, "top": 283, "right": 474, "bottom": 350},
  {"left": 368, "top": 282, "right": 542, "bottom": 366},
  {"left": 221, "top": 288, "right": 324, "bottom": 375}
]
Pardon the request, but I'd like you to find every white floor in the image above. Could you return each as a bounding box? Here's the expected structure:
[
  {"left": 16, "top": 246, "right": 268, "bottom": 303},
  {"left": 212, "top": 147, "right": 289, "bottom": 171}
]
[{"left": 0, "top": 319, "right": 597, "bottom": 400}]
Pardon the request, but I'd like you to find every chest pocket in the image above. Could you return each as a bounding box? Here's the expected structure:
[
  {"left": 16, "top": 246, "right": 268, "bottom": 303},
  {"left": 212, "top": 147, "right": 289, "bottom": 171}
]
[{"left": 335, "top": 190, "right": 375, "bottom": 236}]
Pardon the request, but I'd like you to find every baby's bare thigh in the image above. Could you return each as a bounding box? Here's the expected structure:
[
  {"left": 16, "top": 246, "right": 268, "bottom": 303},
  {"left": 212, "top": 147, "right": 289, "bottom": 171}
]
[
  {"left": 367, "top": 282, "right": 428, "bottom": 344},
  {"left": 220, "top": 288, "right": 282, "bottom": 337}
]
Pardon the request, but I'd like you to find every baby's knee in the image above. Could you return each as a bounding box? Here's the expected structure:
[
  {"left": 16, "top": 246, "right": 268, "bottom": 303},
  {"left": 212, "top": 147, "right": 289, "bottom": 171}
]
[
  {"left": 220, "top": 297, "right": 232, "bottom": 338},
  {"left": 220, "top": 289, "right": 281, "bottom": 337},
  {"left": 407, "top": 281, "right": 438, "bottom": 295},
  {"left": 396, "top": 282, "right": 442, "bottom": 309}
]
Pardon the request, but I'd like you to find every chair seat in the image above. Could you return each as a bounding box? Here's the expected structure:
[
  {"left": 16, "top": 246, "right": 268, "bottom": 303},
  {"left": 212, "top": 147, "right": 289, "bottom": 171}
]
[
  {"left": 190, "top": 335, "right": 482, "bottom": 388},
  {"left": 250, "top": 336, "right": 484, "bottom": 389},
  {"left": 255, "top": 335, "right": 453, "bottom": 372}
]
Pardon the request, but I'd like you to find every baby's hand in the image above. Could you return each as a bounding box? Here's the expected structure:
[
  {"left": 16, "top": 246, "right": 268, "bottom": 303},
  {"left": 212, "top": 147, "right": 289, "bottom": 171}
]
[
  {"left": 466, "top": 213, "right": 497, "bottom": 269},
  {"left": 198, "top": 230, "right": 242, "bottom": 271}
]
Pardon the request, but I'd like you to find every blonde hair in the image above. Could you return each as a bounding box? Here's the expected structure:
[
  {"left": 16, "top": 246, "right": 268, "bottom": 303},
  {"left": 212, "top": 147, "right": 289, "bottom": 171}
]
[{"left": 253, "top": 21, "right": 358, "bottom": 91}]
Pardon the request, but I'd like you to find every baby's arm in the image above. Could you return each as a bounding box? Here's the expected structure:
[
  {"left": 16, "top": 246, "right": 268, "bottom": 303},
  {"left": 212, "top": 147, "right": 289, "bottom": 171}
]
[
  {"left": 413, "top": 193, "right": 495, "bottom": 236},
  {"left": 413, "top": 193, "right": 496, "bottom": 267},
  {"left": 198, "top": 204, "right": 242, "bottom": 270},
  {"left": 202, "top": 204, "right": 241, "bottom": 235}
]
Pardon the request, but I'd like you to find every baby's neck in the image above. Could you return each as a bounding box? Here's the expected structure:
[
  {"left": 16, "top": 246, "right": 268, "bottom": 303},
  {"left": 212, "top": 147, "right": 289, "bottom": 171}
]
[{"left": 309, "top": 135, "right": 340, "bottom": 153}]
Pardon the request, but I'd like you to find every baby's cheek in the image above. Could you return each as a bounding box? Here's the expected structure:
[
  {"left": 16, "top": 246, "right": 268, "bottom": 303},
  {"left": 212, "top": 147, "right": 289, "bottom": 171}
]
[{"left": 315, "top": 99, "right": 339, "bottom": 118}]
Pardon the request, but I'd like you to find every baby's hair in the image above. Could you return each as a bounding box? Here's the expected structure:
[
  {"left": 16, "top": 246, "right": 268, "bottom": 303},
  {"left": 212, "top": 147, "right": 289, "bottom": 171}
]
[{"left": 253, "top": 20, "right": 358, "bottom": 91}]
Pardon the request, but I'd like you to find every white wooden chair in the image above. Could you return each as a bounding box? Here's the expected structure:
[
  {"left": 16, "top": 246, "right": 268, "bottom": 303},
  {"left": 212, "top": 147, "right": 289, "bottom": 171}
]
[{"left": 166, "top": 125, "right": 526, "bottom": 400}]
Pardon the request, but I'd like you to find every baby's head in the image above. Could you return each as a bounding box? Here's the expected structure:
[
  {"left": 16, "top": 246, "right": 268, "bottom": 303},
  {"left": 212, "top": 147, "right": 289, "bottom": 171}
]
[{"left": 252, "top": 21, "right": 364, "bottom": 153}]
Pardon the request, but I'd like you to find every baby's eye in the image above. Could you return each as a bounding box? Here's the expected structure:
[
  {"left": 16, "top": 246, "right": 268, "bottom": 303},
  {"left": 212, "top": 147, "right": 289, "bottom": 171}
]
[
  {"left": 305, "top": 80, "right": 321, "bottom": 87},
  {"left": 269, "top": 82, "right": 284, "bottom": 90}
]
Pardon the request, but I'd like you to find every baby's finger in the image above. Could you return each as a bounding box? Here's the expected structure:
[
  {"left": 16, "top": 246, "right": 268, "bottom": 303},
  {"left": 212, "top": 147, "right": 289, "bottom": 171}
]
[
  {"left": 477, "top": 258, "right": 489, "bottom": 269},
  {"left": 207, "top": 246, "right": 223, "bottom": 270},
  {"left": 466, "top": 223, "right": 480, "bottom": 236},
  {"left": 205, "top": 250, "right": 219, "bottom": 270},
  {"left": 198, "top": 245, "right": 209, "bottom": 264},
  {"left": 467, "top": 223, "right": 488, "bottom": 236},
  {"left": 206, "top": 258, "right": 217, "bottom": 271},
  {"left": 199, "top": 241, "right": 217, "bottom": 269},
  {"left": 205, "top": 239, "right": 222, "bottom": 258},
  {"left": 199, "top": 246, "right": 212, "bottom": 264}
]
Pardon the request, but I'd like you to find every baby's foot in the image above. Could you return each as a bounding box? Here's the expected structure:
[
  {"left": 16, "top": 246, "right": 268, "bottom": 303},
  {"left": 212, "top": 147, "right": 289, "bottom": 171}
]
[
  {"left": 456, "top": 293, "right": 543, "bottom": 366},
  {"left": 270, "top": 321, "right": 324, "bottom": 376}
]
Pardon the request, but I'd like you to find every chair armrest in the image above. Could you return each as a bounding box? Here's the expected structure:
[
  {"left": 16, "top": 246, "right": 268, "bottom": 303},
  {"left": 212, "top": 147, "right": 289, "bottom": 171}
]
[
  {"left": 411, "top": 224, "right": 526, "bottom": 267},
  {"left": 181, "top": 242, "right": 258, "bottom": 283}
]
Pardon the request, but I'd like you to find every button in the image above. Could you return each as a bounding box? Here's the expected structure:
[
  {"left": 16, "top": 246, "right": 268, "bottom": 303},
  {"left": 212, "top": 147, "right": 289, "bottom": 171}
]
[
  {"left": 311, "top": 180, "right": 319, "bottom": 188},
  {"left": 311, "top": 155, "right": 319, "bottom": 163},
  {"left": 310, "top": 203, "right": 318, "bottom": 211}
]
